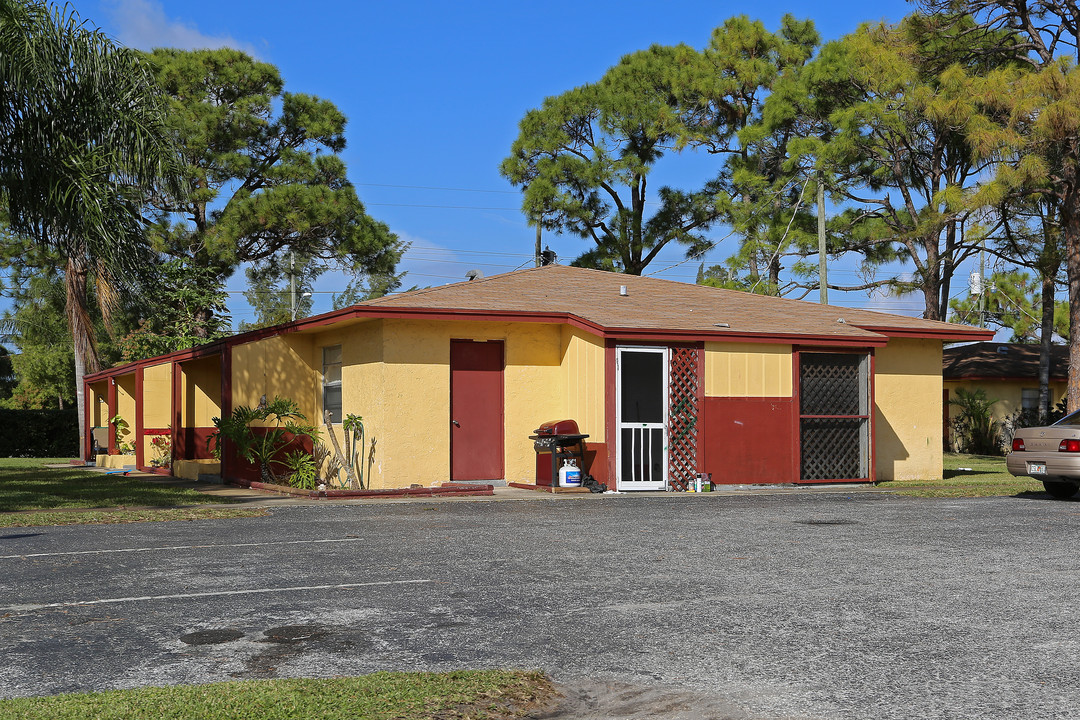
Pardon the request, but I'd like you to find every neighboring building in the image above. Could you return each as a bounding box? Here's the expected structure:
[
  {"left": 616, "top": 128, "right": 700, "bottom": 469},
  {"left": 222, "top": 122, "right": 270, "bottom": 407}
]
[
  {"left": 943, "top": 342, "right": 1068, "bottom": 448},
  {"left": 84, "top": 265, "right": 991, "bottom": 489}
]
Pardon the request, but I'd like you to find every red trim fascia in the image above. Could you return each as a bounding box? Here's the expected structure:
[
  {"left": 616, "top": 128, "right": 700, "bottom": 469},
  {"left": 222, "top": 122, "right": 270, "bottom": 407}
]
[
  {"left": 134, "top": 366, "right": 145, "bottom": 470},
  {"left": 605, "top": 340, "right": 618, "bottom": 487},
  {"left": 83, "top": 308, "right": 893, "bottom": 386},
  {"left": 107, "top": 377, "right": 117, "bottom": 455},
  {"left": 233, "top": 306, "right": 609, "bottom": 342},
  {"left": 852, "top": 324, "right": 994, "bottom": 341},
  {"left": 84, "top": 339, "right": 228, "bottom": 383}
]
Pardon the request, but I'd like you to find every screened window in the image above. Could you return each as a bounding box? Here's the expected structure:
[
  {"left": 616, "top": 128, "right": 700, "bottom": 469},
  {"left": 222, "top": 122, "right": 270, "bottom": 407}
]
[
  {"left": 1021, "top": 388, "right": 1039, "bottom": 412},
  {"left": 799, "top": 352, "right": 871, "bottom": 481},
  {"left": 322, "top": 345, "right": 342, "bottom": 423}
]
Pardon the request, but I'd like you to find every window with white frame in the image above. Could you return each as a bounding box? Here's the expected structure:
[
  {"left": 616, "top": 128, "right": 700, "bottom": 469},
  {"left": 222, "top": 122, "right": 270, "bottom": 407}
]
[{"left": 322, "top": 345, "right": 342, "bottom": 423}]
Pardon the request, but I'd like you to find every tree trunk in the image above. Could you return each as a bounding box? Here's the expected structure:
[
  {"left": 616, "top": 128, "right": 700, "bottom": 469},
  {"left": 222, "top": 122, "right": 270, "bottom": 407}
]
[
  {"left": 1066, "top": 201, "right": 1080, "bottom": 413},
  {"left": 1039, "top": 270, "right": 1056, "bottom": 423},
  {"left": 65, "top": 255, "right": 99, "bottom": 461}
]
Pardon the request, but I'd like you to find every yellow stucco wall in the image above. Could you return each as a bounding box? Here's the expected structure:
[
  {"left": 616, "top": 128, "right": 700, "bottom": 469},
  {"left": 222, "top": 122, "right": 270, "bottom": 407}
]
[
  {"left": 181, "top": 357, "right": 221, "bottom": 427},
  {"left": 96, "top": 454, "right": 135, "bottom": 469},
  {"left": 874, "top": 338, "right": 943, "bottom": 481},
  {"left": 173, "top": 459, "right": 220, "bottom": 481},
  {"left": 231, "top": 334, "right": 318, "bottom": 423},
  {"left": 141, "top": 363, "right": 172, "bottom": 462},
  {"left": 87, "top": 382, "right": 108, "bottom": 427},
  {"left": 944, "top": 379, "right": 1067, "bottom": 430},
  {"left": 561, "top": 327, "right": 606, "bottom": 442},
  {"left": 142, "top": 363, "right": 172, "bottom": 428},
  {"left": 705, "top": 342, "right": 793, "bottom": 397},
  {"left": 304, "top": 319, "right": 567, "bottom": 488}
]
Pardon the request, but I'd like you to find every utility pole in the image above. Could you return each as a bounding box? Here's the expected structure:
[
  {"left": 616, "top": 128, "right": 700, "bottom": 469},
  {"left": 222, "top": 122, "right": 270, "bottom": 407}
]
[
  {"left": 817, "top": 177, "right": 828, "bottom": 304},
  {"left": 534, "top": 216, "right": 542, "bottom": 268},
  {"left": 289, "top": 251, "right": 296, "bottom": 321},
  {"left": 978, "top": 240, "right": 987, "bottom": 327}
]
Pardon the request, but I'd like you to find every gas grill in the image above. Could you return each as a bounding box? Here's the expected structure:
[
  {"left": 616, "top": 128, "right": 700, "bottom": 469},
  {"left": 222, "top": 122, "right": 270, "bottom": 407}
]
[{"left": 529, "top": 419, "right": 589, "bottom": 487}]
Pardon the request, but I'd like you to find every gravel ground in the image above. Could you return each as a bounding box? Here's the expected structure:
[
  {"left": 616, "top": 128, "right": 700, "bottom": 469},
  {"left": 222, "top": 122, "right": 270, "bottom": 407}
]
[{"left": 0, "top": 490, "right": 1076, "bottom": 719}]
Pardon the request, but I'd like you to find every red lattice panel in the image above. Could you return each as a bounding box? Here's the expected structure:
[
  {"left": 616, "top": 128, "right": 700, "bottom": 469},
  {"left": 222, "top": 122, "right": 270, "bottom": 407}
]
[{"left": 668, "top": 347, "right": 699, "bottom": 491}]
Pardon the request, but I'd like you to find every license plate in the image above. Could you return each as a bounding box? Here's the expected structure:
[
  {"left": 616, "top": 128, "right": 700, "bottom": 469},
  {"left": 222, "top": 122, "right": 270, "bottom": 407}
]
[{"left": 1029, "top": 463, "right": 1047, "bottom": 475}]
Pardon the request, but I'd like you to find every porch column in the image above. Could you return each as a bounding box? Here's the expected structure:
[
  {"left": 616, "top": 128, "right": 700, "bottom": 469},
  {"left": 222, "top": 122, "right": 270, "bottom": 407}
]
[
  {"left": 135, "top": 367, "right": 145, "bottom": 469},
  {"left": 172, "top": 361, "right": 182, "bottom": 464}
]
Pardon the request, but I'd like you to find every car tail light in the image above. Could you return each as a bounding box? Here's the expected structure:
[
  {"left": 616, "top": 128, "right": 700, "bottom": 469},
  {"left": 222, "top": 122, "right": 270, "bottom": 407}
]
[
  {"left": 1060, "top": 439, "right": 1080, "bottom": 452},
  {"left": 1013, "top": 438, "right": 1026, "bottom": 451}
]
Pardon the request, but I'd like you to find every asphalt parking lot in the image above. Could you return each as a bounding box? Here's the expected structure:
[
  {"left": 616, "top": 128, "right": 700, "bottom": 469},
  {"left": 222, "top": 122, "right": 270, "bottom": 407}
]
[{"left": 0, "top": 490, "right": 1077, "bottom": 719}]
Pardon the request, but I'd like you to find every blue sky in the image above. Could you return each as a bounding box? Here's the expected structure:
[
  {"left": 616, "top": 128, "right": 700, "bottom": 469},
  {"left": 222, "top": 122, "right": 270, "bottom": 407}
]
[{"left": 63, "top": 0, "right": 932, "bottom": 326}]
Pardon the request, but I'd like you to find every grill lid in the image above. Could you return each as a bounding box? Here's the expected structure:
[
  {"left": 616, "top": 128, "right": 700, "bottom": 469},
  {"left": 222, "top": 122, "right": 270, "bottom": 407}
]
[{"left": 534, "top": 419, "right": 580, "bottom": 436}]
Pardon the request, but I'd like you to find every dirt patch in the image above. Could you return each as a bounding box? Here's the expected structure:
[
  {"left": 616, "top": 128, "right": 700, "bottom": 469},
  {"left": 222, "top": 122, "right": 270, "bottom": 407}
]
[{"left": 533, "top": 679, "right": 760, "bottom": 720}]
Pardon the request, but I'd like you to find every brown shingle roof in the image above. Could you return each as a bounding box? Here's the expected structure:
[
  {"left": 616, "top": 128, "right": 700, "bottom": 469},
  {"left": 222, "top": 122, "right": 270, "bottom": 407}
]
[
  {"left": 943, "top": 342, "right": 1068, "bottom": 380},
  {"left": 363, "top": 265, "right": 990, "bottom": 343}
]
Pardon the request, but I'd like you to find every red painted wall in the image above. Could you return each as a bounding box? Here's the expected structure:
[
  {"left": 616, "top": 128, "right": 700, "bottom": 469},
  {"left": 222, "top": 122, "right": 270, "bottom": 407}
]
[
  {"left": 175, "top": 428, "right": 217, "bottom": 460},
  {"left": 223, "top": 431, "right": 314, "bottom": 486},
  {"left": 702, "top": 397, "right": 796, "bottom": 484}
]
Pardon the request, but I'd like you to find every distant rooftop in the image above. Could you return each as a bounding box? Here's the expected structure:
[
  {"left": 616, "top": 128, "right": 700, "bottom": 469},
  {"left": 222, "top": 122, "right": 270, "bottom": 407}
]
[{"left": 943, "top": 342, "right": 1068, "bottom": 381}]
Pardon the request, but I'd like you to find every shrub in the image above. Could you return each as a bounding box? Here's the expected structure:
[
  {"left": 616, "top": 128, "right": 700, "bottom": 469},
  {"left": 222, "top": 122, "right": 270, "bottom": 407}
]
[
  {"left": 1001, "top": 397, "right": 1068, "bottom": 448},
  {"left": 0, "top": 409, "right": 78, "bottom": 457},
  {"left": 950, "top": 388, "right": 1001, "bottom": 455},
  {"left": 209, "top": 396, "right": 319, "bottom": 486}
]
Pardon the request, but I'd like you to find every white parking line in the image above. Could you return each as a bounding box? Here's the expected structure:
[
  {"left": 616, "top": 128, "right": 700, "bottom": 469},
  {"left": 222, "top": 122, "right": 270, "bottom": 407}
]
[
  {"left": 0, "top": 536, "right": 367, "bottom": 561},
  {"left": 2, "top": 579, "right": 435, "bottom": 613}
]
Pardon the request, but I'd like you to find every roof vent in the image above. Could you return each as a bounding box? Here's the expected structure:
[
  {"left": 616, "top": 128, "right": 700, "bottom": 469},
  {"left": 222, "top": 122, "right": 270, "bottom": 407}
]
[
  {"left": 619, "top": 285, "right": 628, "bottom": 296},
  {"left": 714, "top": 322, "right": 730, "bottom": 328},
  {"left": 837, "top": 317, "right": 846, "bottom": 324},
  {"left": 997, "top": 345, "right": 1009, "bottom": 354},
  {"left": 466, "top": 270, "right": 483, "bottom": 281}
]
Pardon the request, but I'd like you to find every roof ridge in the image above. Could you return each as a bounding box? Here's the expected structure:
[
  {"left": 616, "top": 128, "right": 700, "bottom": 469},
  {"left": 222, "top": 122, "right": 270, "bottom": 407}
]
[{"left": 363, "top": 265, "right": 546, "bottom": 306}]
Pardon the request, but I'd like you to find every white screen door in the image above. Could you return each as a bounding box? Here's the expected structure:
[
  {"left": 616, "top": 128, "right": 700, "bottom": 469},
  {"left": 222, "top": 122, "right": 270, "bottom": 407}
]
[{"left": 616, "top": 346, "right": 668, "bottom": 490}]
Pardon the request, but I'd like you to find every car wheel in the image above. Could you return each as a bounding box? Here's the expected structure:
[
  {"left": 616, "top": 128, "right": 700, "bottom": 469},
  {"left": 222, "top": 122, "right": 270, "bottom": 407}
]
[{"left": 1043, "top": 480, "right": 1078, "bottom": 499}]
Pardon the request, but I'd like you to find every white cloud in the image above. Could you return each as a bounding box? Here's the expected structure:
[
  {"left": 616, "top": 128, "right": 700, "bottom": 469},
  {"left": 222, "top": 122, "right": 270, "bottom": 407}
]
[{"left": 102, "top": 0, "right": 259, "bottom": 55}]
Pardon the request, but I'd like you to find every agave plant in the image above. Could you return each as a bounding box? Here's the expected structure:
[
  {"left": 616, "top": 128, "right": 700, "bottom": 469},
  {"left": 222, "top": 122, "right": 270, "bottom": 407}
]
[{"left": 209, "top": 396, "right": 319, "bottom": 485}]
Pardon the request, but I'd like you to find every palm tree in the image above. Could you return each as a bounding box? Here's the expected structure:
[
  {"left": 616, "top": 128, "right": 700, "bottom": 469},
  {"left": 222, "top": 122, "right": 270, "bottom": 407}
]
[{"left": 0, "top": 0, "right": 180, "bottom": 456}]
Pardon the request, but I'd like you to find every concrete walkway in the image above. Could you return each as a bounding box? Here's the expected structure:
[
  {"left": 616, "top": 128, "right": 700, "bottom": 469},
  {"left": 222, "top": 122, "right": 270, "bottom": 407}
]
[{"left": 65, "top": 464, "right": 894, "bottom": 509}]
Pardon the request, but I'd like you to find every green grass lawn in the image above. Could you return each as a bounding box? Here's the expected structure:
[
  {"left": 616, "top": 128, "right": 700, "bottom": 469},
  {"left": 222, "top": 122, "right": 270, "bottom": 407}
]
[
  {"left": 0, "top": 458, "right": 264, "bottom": 527},
  {"left": 877, "top": 452, "right": 1046, "bottom": 498},
  {"left": 0, "top": 671, "right": 556, "bottom": 720}
]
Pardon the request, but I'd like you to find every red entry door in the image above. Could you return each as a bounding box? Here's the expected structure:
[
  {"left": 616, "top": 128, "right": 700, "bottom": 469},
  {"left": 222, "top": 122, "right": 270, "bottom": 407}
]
[{"left": 450, "top": 340, "right": 504, "bottom": 480}]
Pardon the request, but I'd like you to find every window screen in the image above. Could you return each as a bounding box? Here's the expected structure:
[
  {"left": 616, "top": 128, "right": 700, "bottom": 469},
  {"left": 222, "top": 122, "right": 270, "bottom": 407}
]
[{"left": 323, "top": 345, "right": 342, "bottom": 423}]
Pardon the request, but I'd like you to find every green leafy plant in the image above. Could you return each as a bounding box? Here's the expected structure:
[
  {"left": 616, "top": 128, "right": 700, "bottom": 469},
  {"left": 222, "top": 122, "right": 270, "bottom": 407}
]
[
  {"left": 280, "top": 450, "right": 318, "bottom": 490},
  {"left": 209, "top": 396, "right": 319, "bottom": 486},
  {"left": 950, "top": 388, "right": 1001, "bottom": 455},
  {"left": 109, "top": 414, "right": 134, "bottom": 453}
]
